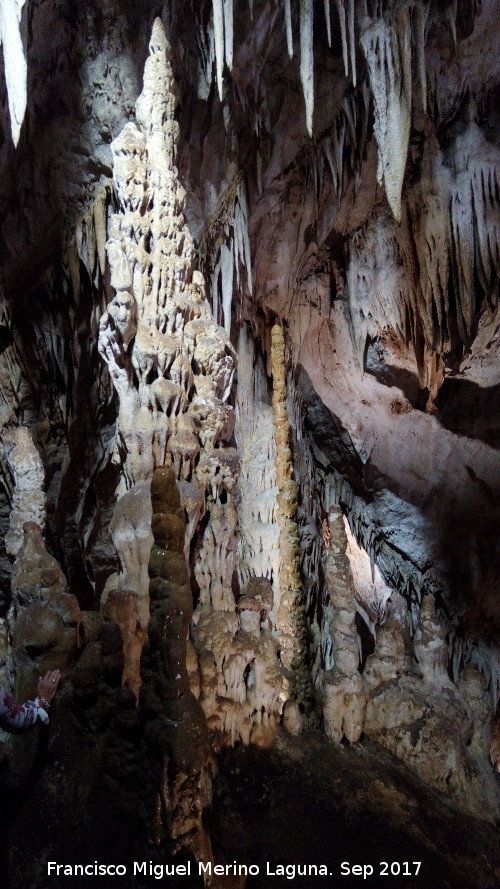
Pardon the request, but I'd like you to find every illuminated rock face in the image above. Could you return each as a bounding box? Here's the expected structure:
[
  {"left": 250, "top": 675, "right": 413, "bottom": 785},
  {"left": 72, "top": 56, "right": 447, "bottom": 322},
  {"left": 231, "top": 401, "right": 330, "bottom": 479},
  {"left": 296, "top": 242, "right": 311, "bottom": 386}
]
[{"left": 0, "top": 4, "right": 500, "bottom": 874}]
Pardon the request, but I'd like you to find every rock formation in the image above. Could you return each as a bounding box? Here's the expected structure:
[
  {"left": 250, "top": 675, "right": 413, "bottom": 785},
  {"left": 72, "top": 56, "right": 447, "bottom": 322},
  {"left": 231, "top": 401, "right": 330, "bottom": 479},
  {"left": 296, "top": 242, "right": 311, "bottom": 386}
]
[{"left": 0, "top": 0, "right": 500, "bottom": 883}]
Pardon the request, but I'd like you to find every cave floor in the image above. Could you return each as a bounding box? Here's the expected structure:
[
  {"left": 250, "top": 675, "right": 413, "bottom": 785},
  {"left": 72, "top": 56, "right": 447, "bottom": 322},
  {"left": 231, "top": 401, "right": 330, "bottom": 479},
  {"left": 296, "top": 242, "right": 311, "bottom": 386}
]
[
  {"left": 3, "top": 728, "right": 500, "bottom": 889},
  {"left": 209, "top": 730, "right": 500, "bottom": 889}
]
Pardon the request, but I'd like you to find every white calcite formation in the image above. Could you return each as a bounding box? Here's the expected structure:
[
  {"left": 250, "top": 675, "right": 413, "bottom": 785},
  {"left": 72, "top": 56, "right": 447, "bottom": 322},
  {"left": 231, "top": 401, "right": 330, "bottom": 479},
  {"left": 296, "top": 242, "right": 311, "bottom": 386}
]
[
  {"left": 97, "top": 16, "right": 236, "bottom": 625},
  {"left": 0, "top": 0, "right": 27, "bottom": 146},
  {"left": 97, "top": 18, "right": 284, "bottom": 753},
  {"left": 98, "top": 18, "right": 236, "bottom": 497},
  {"left": 360, "top": 5, "right": 412, "bottom": 223},
  {"left": 235, "top": 326, "right": 280, "bottom": 602}
]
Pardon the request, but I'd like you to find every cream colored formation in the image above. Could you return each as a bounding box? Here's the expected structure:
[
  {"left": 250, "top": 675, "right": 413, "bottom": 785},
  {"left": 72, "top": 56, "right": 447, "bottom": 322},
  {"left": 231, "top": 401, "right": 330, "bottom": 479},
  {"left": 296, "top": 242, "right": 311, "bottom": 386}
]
[
  {"left": 321, "top": 505, "right": 367, "bottom": 744},
  {"left": 271, "top": 323, "right": 311, "bottom": 708},
  {"left": 97, "top": 20, "right": 284, "bottom": 752}
]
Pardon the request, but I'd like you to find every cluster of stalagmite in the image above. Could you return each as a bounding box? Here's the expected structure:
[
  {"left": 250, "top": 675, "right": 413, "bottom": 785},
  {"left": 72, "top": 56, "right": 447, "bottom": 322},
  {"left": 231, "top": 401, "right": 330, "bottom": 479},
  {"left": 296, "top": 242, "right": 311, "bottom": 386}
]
[
  {"left": 271, "top": 323, "right": 311, "bottom": 707},
  {"left": 97, "top": 17, "right": 236, "bottom": 663},
  {"left": 97, "top": 16, "right": 236, "bottom": 497},
  {"left": 315, "top": 504, "right": 499, "bottom": 817}
]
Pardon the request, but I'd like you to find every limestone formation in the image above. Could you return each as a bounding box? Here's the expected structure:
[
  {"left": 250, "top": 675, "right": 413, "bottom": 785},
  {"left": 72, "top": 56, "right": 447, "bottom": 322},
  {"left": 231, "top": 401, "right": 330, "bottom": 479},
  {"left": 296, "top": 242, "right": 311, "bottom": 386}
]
[
  {"left": 271, "top": 322, "right": 311, "bottom": 707},
  {"left": 106, "top": 483, "right": 154, "bottom": 629},
  {"left": 360, "top": 5, "right": 411, "bottom": 223},
  {"left": 3, "top": 427, "right": 45, "bottom": 558},
  {"left": 10, "top": 522, "right": 67, "bottom": 615},
  {"left": 363, "top": 592, "right": 411, "bottom": 689},
  {"left": 321, "top": 505, "right": 367, "bottom": 744},
  {"left": 143, "top": 465, "right": 211, "bottom": 858},
  {"left": 363, "top": 596, "right": 499, "bottom": 818},
  {"left": 102, "top": 590, "right": 146, "bottom": 702},
  {"left": 0, "top": 0, "right": 27, "bottom": 146},
  {"left": 97, "top": 19, "right": 236, "bottom": 497},
  {"left": 235, "top": 326, "right": 280, "bottom": 601},
  {"left": 1, "top": 1, "right": 500, "bottom": 879}
]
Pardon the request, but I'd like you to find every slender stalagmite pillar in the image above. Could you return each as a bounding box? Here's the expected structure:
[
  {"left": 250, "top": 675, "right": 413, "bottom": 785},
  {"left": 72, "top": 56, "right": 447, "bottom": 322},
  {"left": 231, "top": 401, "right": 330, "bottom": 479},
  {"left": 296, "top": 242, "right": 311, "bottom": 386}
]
[
  {"left": 271, "top": 323, "right": 312, "bottom": 706},
  {"left": 322, "top": 505, "right": 367, "bottom": 743}
]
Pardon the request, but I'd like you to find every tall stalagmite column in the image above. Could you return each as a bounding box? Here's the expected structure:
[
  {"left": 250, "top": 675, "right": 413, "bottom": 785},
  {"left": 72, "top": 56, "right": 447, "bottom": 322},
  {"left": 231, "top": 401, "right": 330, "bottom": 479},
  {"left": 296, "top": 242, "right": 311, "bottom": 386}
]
[
  {"left": 322, "top": 505, "right": 367, "bottom": 743},
  {"left": 144, "top": 463, "right": 213, "bottom": 865},
  {"left": 271, "top": 323, "right": 311, "bottom": 706}
]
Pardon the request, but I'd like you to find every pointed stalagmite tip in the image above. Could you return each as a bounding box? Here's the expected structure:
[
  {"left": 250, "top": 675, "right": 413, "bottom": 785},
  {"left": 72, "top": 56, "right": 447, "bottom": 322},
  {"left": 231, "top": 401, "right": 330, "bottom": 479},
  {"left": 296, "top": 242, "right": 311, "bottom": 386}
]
[{"left": 150, "top": 17, "right": 168, "bottom": 53}]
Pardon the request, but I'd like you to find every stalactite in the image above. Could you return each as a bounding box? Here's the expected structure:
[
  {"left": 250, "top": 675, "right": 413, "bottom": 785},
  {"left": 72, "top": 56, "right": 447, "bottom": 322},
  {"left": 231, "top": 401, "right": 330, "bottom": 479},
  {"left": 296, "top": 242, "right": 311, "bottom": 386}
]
[
  {"left": 447, "top": 0, "right": 458, "bottom": 47},
  {"left": 414, "top": 2, "right": 429, "bottom": 113},
  {"left": 360, "top": 7, "right": 412, "bottom": 222},
  {"left": 196, "top": 23, "right": 215, "bottom": 100},
  {"left": 271, "top": 323, "right": 312, "bottom": 708},
  {"left": 408, "top": 116, "right": 500, "bottom": 353},
  {"left": 407, "top": 132, "right": 451, "bottom": 352},
  {"left": 335, "top": 0, "right": 349, "bottom": 79},
  {"left": 284, "top": 0, "right": 293, "bottom": 58},
  {"left": 203, "top": 176, "right": 252, "bottom": 323},
  {"left": 0, "top": 0, "right": 27, "bottom": 146},
  {"left": 212, "top": 0, "right": 233, "bottom": 100},
  {"left": 348, "top": 0, "right": 356, "bottom": 87},
  {"left": 219, "top": 242, "right": 234, "bottom": 334},
  {"left": 324, "top": 0, "right": 332, "bottom": 48},
  {"left": 212, "top": 0, "right": 224, "bottom": 100},
  {"left": 234, "top": 180, "right": 253, "bottom": 295},
  {"left": 223, "top": 0, "right": 233, "bottom": 70},
  {"left": 300, "top": 0, "right": 314, "bottom": 138}
]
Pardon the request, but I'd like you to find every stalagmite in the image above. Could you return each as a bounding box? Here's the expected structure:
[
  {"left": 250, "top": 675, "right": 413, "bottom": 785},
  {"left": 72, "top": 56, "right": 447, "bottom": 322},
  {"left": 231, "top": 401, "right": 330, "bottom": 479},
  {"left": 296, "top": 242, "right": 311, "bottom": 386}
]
[
  {"left": 235, "top": 326, "right": 280, "bottom": 597},
  {"left": 321, "top": 505, "right": 367, "bottom": 744},
  {"left": 1, "top": 0, "right": 500, "bottom": 866},
  {"left": 144, "top": 465, "right": 212, "bottom": 860},
  {"left": 271, "top": 323, "right": 312, "bottom": 708},
  {"left": 3, "top": 427, "right": 45, "bottom": 558},
  {"left": 300, "top": 0, "right": 314, "bottom": 138},
  {"left": 0, "top": 0, "right": 27, "bottom": 146}
]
